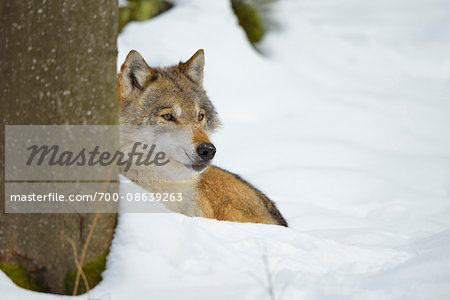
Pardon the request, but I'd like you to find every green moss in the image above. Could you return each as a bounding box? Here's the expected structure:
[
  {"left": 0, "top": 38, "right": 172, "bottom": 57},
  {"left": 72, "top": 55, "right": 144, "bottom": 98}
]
[
  {"left": 65, "top": 252, "right": 108, "bottom": 295},
  {"left": 231, "top": 0, "right": 264, "bottom": 44},
  {"left": 119, "top": 0, "right": 173, "bottom": 33},
  {"left": 0, "top": 262, "right": 48, "bottom": 292}
]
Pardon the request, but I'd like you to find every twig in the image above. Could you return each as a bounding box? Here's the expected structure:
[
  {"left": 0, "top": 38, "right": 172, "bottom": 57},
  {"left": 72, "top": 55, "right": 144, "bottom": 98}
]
[
  {"left": 72, "top": 211, "right": 99, "bottom": 295},
  {"left": 66, "top": 236, "right": 90, "bottom": 295},
  {"left": 72, "top": 161, "right": 116, "bottom": 295},
  {"left": 261, "top": 242, "right": 275, "bottom": 300}
]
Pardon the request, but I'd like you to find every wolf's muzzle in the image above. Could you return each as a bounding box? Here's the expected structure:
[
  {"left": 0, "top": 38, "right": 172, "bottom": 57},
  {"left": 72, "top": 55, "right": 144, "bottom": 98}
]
[{"left": 196, "top": 143, "right": 216, "bottom": 161}]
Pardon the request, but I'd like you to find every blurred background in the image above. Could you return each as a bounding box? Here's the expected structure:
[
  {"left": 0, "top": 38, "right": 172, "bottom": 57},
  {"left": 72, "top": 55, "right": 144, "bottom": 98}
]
[{"left": 1, "top": 0, "right": 450, "bottom": 298}]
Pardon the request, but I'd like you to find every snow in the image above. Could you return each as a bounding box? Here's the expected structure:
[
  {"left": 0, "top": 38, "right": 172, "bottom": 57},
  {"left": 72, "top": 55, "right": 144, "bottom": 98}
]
[{"left": 2, "top": 0, "right": 450, "bottom": 299}]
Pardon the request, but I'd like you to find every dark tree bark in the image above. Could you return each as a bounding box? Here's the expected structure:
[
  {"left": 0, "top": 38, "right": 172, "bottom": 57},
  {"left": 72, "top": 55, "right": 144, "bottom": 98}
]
[{"left": 0, "top": 0, "right": 118, "bottom": 294}]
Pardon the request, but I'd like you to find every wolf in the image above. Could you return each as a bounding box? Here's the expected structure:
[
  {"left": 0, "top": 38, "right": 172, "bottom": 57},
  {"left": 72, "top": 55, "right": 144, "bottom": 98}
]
[{"left": 118, "top": 49, "right": 287, "bottom": 227}]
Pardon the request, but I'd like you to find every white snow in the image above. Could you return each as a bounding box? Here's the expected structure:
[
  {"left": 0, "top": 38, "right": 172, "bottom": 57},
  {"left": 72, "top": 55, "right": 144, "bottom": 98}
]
[{"left": 3, "top": 0, "right": 450, "bottom": 299}]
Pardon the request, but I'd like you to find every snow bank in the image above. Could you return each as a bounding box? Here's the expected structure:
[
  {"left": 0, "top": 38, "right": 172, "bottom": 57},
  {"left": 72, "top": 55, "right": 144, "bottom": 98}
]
[{"left": 2, "top": 0, "right": 450, "bottom": 299}]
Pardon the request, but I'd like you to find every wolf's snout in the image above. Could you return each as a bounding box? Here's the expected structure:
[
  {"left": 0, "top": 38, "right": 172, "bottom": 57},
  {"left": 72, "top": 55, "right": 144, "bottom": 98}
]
[{"left": 196, "top": 143, "right": 216, "bottom": 161}]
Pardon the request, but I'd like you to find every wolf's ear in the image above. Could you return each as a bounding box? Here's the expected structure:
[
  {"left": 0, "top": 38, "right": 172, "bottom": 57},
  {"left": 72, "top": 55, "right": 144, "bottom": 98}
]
[
  {"left": 118, "top": 50, "right": 154, "bottom": 101},
  {"left": 179, "top": 49, "right": 204, "bottom": 85}
]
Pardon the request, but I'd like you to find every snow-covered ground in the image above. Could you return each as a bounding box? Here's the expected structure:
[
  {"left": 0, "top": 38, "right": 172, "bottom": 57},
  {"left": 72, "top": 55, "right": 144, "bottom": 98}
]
[{"left": 2, "top": 0, "right": 450, "bottom": 299}]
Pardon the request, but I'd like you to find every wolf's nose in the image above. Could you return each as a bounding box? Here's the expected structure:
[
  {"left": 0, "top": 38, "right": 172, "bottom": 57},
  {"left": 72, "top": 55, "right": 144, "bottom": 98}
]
[{"left": 196, "top": 143, "right": 216, "bottom": 161}]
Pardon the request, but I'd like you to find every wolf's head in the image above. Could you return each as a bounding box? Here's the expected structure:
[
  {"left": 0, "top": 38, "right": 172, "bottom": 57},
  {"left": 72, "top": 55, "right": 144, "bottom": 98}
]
[{"left": 118, "top": 50, "right": 221, "bottom": 173}]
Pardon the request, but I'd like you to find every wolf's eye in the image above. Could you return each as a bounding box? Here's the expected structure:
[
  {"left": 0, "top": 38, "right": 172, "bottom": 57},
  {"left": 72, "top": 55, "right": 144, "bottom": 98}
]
[
  {"left": 162, "top": 113, "right": 175, "bottom": 121},
  {"left": 198, "top": 113, "right": 205, "bottom": 121}
]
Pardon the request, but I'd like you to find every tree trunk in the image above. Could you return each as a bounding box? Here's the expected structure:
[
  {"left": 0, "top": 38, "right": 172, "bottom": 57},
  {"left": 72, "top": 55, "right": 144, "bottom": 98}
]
[{"left": 0, "top": 0, "right": 118, "bottom": 294}]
